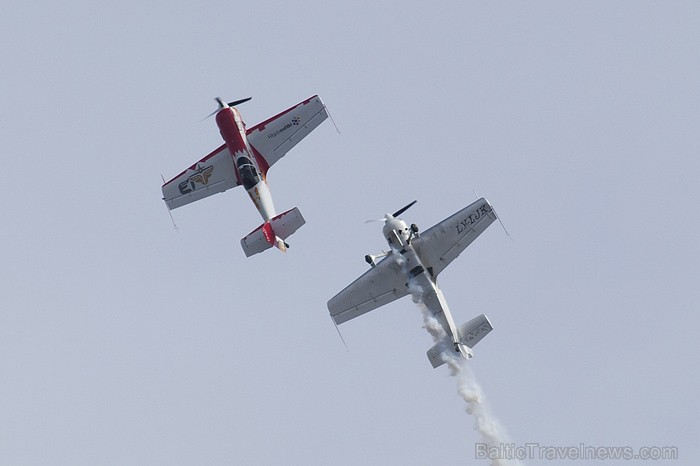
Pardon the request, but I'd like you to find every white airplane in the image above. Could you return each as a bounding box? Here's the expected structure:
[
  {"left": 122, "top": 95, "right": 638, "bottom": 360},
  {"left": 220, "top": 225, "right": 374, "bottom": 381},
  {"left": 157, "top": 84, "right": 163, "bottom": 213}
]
[
  {"left": 328, "top": 199, "right": 498, "bottom": 368},
  {"left": 162, "top": 95, "right": 328, "bottom": 257}
]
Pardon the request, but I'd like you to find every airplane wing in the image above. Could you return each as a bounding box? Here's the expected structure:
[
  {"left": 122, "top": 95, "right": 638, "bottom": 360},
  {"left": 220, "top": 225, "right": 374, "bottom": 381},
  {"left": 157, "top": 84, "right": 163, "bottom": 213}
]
[
  {"left": 162, "top": 144, "right": 240, "bottom": 210},
  {"left": 412, "top": 198, "right": 497, "bottom": 278},
  {"left": 246, "top": 95, "right": 328, "bottom": 170},
  {"left": 328, "top": 255, "right": 409, "bottom": 325}
]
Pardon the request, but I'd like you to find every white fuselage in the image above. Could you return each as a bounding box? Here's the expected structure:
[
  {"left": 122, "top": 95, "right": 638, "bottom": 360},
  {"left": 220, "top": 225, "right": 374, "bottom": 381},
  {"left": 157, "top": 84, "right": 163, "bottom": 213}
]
[{"left": 383, "top": 215, "right": 462, "bottom": 348}]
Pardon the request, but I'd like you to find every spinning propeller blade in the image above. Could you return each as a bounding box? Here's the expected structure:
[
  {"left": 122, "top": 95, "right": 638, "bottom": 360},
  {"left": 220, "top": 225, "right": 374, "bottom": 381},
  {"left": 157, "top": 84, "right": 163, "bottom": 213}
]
[
  {"left": 203, "top": 96, "right": 252, "bottom": 120},
  {"left": 364, "top": 200, "right": 417, "bottom": 223},
  {"left": 227, "top": 97, "right": 252, "bottom": 107},
  {"left": 392, "top": 200, "right": 417, "bottom": 217}
]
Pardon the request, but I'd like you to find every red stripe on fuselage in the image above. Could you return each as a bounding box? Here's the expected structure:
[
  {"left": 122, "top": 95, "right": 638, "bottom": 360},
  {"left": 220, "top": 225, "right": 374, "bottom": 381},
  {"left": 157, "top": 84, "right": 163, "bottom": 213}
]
[{"left": 249, "top": 145, "right": 270, "bottom": 179}]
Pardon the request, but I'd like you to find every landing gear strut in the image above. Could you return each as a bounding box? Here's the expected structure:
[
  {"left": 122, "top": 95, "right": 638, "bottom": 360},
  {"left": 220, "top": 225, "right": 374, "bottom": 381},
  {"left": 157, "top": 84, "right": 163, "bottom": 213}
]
[
  {"left": 407, "top": 223, "right": 419, "bottom": 243},
  {"left": 365, "top": 251, "right": 389, "bottom": 268}
]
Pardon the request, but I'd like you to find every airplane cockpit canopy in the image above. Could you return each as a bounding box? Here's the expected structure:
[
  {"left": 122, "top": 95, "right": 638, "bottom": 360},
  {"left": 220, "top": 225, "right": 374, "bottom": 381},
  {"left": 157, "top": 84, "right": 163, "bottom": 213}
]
[{"left": 237, "top": 157, "right": 259, "bottom": 190}]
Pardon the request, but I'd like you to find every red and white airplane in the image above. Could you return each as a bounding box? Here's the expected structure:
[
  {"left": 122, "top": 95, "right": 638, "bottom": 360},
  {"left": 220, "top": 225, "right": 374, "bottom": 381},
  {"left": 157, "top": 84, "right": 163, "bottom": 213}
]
[{"left": 162, "top": 95, "right": 329, "bottom": 256}]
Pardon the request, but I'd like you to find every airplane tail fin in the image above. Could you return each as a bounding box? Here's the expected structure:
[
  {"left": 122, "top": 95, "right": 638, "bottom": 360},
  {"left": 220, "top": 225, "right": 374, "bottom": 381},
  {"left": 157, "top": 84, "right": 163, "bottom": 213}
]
[
  {"left": 426, "top": 314, "right": 493, "bottom": 368},
  {"left": 240, "top": 207, "right": 306, "bottom": 257}
]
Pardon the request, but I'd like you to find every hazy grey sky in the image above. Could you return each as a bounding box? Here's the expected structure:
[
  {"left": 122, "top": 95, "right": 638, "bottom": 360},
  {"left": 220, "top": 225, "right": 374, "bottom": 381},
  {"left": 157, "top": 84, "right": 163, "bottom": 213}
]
[{"left": 1, "top": 1, "right": 698, "bottom": 465}]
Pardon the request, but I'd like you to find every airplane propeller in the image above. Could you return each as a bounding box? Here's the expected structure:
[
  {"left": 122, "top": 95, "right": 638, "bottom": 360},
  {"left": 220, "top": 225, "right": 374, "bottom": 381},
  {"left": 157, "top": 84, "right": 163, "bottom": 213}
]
[
  {"left": 392, "top": 200, "right": 417, "bottom": 218},
  {"left": 364, "top": 200, "right": 417, "bottom": 223},
  {"left": 203, "top": 96, "right": 253, "bottom": 120},
  {"left": 223, "top": 97, "right": 252, "bottom": 108}
]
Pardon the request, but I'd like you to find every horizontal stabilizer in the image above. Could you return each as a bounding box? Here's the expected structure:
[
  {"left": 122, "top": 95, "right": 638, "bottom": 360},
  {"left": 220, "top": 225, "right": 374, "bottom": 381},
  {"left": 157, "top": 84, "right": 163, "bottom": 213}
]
[
  {"left": 458, "top": 314, "right": 493, "bottom": 349},
  {"left": 426, "top": 314, "right": 493, "bottom": 368},
  {"left": 240, "top": 207, "right": 306, "bottom": 257}
]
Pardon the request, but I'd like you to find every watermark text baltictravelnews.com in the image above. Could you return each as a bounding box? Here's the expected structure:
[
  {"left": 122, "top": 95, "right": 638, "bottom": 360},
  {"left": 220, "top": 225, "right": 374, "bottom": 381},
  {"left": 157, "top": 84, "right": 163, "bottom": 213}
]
[{"left": 475, "top": 443, "right": 678, "bottom": 461}]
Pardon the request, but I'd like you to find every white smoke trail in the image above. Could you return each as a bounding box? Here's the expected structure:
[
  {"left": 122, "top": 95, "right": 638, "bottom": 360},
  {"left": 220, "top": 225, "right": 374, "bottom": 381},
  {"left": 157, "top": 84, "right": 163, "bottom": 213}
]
[
  {"left": 417, "top": 300, "right": 521, "bottom": 466},
  {"left": 393, "top": 248, "right": 522, "bottom": 465}
]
